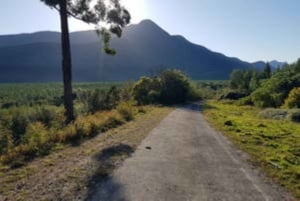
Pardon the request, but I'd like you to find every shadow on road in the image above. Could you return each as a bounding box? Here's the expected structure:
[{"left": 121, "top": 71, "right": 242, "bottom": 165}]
[{"left": 84, "top": 144, "right": 134, "bottom": 201}]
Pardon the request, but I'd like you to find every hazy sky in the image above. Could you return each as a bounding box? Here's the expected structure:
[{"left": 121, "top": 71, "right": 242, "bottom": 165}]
[{"left": 1, "top": 0, "right": 299, "bottom": 63}]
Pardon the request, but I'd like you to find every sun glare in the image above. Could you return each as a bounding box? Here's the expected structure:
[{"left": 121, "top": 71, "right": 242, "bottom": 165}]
[{"left": 122, "top": 0, "right": 147, "bottom": 23}]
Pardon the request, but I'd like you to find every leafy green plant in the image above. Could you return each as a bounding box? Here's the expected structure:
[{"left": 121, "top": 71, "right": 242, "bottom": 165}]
[{"left": 284, "top": 87, "right": 300, "bottom": 109}]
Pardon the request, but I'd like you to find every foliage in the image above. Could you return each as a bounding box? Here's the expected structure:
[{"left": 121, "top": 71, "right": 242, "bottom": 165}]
[
  {"left": 132, "top": 77, "right": 161, "bottom": 105},
  {"left": 40, "top": 0, "right": 131, "bottom": 54},
  {"left": 117, "top": 101, "right": 135, "bottom": 121},
  {"left": 0, "top": 82, "right": 140, "bottom": 167},
  {"left": 192, "top": 80, "right": 227, "bottom": 99},
  {"left": 204, "top": 101, "right": 300, "bottom": 198},
  {"left": 250, "top": 61, "right": 300, "bottom": 108},
  {"left": 159, "top": 70, "right": 191, "bottom": 104},
  {"left": 79, "top": 86, "right": 121, "bottom": 113},
  {"left": 284, "top": 87, "right": 300, "bottom": 109},
  {"left": 133, "top": 69, "right": 200, "bottom": 105},
  {"left": 229, "top": 69, "right": 255, "bottom": 94}
]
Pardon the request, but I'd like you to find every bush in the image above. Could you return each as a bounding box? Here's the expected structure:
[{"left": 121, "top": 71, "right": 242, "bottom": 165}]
[
  {"left": 132, "top": 77, "right": 161, "bottom": 105},
  {"left": 159, "top": 70, "right": 190, "bottom": 104},
  {"left": 284, "top": 87, "right": 300, "bottom": 109},
  {"left": 10, "top": 113, "right": 29, "bottom": 144},
  {"left": 79, "top": 86, "right": 121, "bottom": 113},
  {"left": 117, "top": 102, "right": 135, "bottom": 121},
  {"left": 0, "top": 126, "right": 13, "bottom": 154},
  {"left": 251, "top": 89, "right": 282, "bottom": 108},
  {"left": 22, "top": 122, "right": 49, "bottom": 148},
  {"left": 29, "top": 106, "right": 57, "bottom": 127},
  {"left": 133, "top": 69, "right": 198, "bottom": 105},
  {"left": 21, "top": 122, "right": 51, "bottom": 157}
]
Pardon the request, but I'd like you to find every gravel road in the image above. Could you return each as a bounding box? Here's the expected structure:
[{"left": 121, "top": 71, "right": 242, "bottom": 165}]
[{"left": 88, "top": 103, "right": 294, "bottom": 201}]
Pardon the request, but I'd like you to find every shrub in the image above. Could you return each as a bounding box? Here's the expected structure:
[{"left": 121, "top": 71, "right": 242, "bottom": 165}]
[
  {"left": 251, "top": 89, "right": 280, "bottom": 108},
  {"left": 133, "top": 69, "right": 199, "bottom": 105},
  {"left": 159, "top": 70, "right": 190, "bottom": 104},
  {"left": 80, "top": 86, "right": 121, "bottom": 113},
  {"left": 284, "top": 87, "right": 300, "bottom": 109},
  {"left": 29, "top": 106, "right": 57, "bottom": 127},
  {"left": 21, "top": 122, "right": 51, "bottom": 157},
  {"left": 117, "top": 102, "right": 135, "bottom": 121},
  {"left": 132, "top": 77, "right": 160, "bottom": 105},
  {"left": 22, "top": 122, "right": 49, "bottom": 148},
  {"left": 10, "top": 113, "right": 29, "bottom": 144},
  {"left": 0, "top": 126, "right": 13, "bottom": 154}
]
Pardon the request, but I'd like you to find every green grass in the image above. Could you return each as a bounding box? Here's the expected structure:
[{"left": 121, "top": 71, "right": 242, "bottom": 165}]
[{"left": 203, "top": 100, "right": 300, "bottom": 198}]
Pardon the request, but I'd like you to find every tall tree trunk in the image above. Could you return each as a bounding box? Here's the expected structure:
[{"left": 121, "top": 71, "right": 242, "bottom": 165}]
[{"left": 59, "top": 0, "right": 74, "bottom": 123}]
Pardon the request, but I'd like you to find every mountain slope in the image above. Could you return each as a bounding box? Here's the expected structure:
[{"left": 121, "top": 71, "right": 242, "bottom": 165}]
[{"left": 0, "top": 19, "right": 253, "bottom": 82}]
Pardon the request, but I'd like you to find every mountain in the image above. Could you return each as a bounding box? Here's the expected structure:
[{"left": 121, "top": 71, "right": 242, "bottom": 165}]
[
  {"left": 269, "top": 60, "right": 288, "bottom": 68},
  {"left": 0, "top": 19, "right": 253, "bottom": 82},
  {"left": 252, "top": 60, "right": 287, "bottom": 70}
]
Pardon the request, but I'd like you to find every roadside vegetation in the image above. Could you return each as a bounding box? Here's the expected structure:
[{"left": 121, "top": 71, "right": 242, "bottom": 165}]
[
  {"left": 0, "top": 70, "right": 198, "bottom": 169},
  {"left": 202, "top": 60, "right": 300, "bottom": 198}
]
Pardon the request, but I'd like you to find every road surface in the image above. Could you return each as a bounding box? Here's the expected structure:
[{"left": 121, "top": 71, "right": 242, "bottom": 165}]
[{"left": 88, "top": 103, "right": 294, "bottom": 201}]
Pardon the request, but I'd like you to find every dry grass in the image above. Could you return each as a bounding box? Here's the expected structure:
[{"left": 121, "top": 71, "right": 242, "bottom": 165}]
[{"left": 0, "top": 106, "right": 172, "bottom": 201}]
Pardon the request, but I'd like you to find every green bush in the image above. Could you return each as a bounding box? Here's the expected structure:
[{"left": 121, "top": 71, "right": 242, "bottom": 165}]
[
  {"left": 10, "top": 113, "right": 29, "bottom": 144},
  {"left": 133, "top": 69, "right": 198, "bottom": 105},
  {"left": 159, "top": 70, "right": 190, "bottom": 104},
  {"left": 284, "top": 87, "right": 300, "bottom": 109},
  {"left": 80, "top": 86, "right": 121, "bottom": 113},
  {"left": 29, "top": 106, "right": 57, "bottom": 127},
  {"left": 22, "top": 122, "right": 49, "bottom": 147},
  {"left": 250, "top": 63, "right": 300, "bottom": 108},
  {"left": 132, "top": 77, "right": 161, "bottom": 105}
]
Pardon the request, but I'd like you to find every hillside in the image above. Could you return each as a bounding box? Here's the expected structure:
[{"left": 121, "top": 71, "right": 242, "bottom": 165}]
[{"left": 0, "top": 20, "right": 254, "bottom": 82}]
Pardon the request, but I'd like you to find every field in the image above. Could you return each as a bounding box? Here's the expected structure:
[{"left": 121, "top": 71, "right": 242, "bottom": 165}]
[{"left": 203, "top": 100, "right": 300, "bottom": 198}]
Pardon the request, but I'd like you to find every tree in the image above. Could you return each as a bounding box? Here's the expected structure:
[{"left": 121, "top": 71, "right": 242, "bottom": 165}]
[
  {"left": 262, "top": 62, "right": 272, "bottom": 79},
  {"left": 40, "top": 0, "right": 130, "bottom": 123}
]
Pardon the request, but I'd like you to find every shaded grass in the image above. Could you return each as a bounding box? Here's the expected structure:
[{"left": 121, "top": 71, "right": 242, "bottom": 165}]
[{"left": 203, "top": 100, "right": 300, "bottom": 198}]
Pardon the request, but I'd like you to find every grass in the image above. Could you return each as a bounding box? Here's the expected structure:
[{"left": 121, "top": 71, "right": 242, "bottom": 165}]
[
  {"left": 0, "top": 105, "right": 172, "bottom": 201},
  {"left": 203, "top": 100, "right": 300, "bottom": 198}
]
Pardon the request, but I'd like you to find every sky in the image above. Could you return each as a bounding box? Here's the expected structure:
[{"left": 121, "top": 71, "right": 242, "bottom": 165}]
[{"left": 0, "top": 0, "right": 300, "bottom": 63}]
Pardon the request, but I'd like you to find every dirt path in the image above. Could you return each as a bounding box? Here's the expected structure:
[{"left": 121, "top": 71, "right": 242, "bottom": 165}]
[{"left": 88, "top": 103, "right": 294, "bottom": 201}]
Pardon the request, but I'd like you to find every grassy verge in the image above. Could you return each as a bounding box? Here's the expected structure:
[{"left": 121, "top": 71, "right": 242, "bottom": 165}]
[
  {"left": 203, "top": 100, "right": 300, "bottom": 198},
  {"left": 0, "top": 106, "right": 172, "bottom": 201}
]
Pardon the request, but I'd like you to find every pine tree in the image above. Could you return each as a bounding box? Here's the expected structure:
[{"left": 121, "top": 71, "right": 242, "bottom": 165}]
[{"left": 40, "top": 0, "right": 130, "bottom": 123}]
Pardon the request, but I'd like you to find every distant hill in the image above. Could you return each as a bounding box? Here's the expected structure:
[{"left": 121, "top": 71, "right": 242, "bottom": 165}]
[
  {"left": 0, "top": 19, "right": 254, "bottom": 82},
  {"left": 252, "top": 60, "right": 287, "bottom": 71}
]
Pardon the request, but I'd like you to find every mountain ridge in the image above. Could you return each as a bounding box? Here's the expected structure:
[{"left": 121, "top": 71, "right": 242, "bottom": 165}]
[{"left": 0, "top": 19, "right": 279, "bottom": 82}]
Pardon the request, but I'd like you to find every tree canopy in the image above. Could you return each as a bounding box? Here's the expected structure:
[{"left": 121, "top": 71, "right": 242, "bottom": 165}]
[{"left": 41, "top": 0, "right": 131, "bottom": 54}]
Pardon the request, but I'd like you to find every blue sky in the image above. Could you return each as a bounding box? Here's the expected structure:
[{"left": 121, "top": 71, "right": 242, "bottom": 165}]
[{"left": 1, "top": 0, "right": 299, "bottom": 63}]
